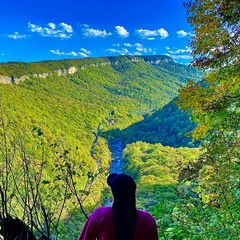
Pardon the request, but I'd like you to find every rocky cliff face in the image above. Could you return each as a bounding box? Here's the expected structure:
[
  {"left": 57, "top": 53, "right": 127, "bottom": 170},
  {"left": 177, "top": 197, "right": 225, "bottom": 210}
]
[
  {"left": 0, "top": 75, "right": 29, "bottom": 84},
  {"left": 0, "top": 66, "right": 78, "bottom": 84}
]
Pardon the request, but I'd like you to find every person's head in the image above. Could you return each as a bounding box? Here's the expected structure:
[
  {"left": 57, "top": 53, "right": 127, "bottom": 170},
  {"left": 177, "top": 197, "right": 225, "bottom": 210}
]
[
  {"left": 107, "top": 173, "right": 136, "bottom": 202},
  {"left": 107, "top": 173, "right": 137, "bottom": 240}
]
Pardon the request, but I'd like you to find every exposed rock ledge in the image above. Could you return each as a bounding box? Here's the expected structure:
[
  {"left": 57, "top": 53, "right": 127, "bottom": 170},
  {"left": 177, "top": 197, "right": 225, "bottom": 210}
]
[
  {"left": 55, "top": 66, "right": 78, "bottom": 76},
  {"left": 0, "top": 66, "right": 78, "bottom": 84},
  {"left": 0, "top": 75, "right": 29, "bottom": 84}
]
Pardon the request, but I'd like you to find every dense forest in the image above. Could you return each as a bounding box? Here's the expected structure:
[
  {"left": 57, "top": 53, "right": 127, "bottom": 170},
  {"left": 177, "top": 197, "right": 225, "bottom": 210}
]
[
  {"left": 120, "top": 99, "right": 200, "bottom": 148},
  {"left": 0, "top": 54, "right": 202, "bottom": 239},
  {"left": 0, "top": 0, "right": 239, "bottom": 239}
]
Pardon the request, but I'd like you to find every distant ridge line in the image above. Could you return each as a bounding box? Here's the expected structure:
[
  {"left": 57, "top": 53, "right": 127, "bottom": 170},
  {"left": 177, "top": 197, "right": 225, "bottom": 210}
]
[{"left": 0, "top": 55, "right": 174, "bottom": 84}]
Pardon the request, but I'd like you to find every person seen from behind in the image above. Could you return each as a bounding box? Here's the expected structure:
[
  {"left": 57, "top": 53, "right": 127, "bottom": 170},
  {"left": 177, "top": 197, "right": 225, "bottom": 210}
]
[{"left": 78, "top": 173, "right": 158, "bottom": 240}]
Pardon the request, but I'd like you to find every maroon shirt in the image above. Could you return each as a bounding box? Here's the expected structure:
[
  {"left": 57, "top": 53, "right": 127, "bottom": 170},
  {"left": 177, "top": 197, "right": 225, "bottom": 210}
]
[{"left": 78, "top": 206, "right": 158, "bottom": 240}]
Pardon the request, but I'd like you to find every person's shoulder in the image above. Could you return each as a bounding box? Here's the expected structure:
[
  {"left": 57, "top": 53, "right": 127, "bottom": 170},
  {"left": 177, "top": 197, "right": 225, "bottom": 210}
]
[
  {"left": 90, "top": 206, "right": 113, "bottom": 223},
  {"left": 137, "top": 209, "right": 153, "bottom": 216},
  {"left": 92, "top": 206, "right": 112, "bottom": 215},
  {"left": 136, "top": 209, "right": 155, "bottom": 221}
]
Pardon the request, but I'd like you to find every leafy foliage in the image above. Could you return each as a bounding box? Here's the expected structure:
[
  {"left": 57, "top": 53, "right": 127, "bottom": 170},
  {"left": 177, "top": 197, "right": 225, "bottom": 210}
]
[
  {"left": 184, "top": 0, "right": 240, "bottom": 71},
  {"left": 121, "top": 99, "right": 200, "bottom": 148},
  {"left": 0, "top": 122, "right": 108, "bottom": 239},
  {"left": 122, "top": 141, "right": 202, "bottom": 239},
  {"left": 173, "top": 0, "right": 240, "bottom": 238}
]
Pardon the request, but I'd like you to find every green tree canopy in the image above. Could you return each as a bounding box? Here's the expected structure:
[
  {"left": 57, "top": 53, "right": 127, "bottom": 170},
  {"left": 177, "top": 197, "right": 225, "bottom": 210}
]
[
  {"left": 185, "top": 0, "right": 240, "bottom": 72},
  {"left": 176, "top": 0, "right": 239, "bottom": 225}
]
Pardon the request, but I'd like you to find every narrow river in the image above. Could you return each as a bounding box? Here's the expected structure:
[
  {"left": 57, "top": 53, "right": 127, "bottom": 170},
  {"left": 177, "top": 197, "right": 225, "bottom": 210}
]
[
  {"left": 103, "top": 139, "right": 123, "bottom": 206},
  {"left": 108, "top": 139, "right": 123, "bottom": 174}
]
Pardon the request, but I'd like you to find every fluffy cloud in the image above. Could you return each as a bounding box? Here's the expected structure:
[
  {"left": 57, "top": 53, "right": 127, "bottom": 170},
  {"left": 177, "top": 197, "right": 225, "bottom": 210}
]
[
  {"left": 166, "top": 53, "right": 193, "bottom": 60},
  {"left": 168, "top": 46, "right": 191, "bottom": 54},
  {"left": 107, "top": 42, "right": 153, "bottom": 55},
  {"left": 166, "top": 46, "right": 192, "bottom": 60},
  {"left": 106, "top": 48, "right": 129, "bottom": 55},
  {"left": 133, "top": 52, "right": 142, "bottom": 55},
  {"left": 60, "top": 23, "right": 73, "bottom": 33},
  {"left": 83, "top": 28, "right": 112, "bottom": 38},
  {"left": 134, "top": 43, "right": 153, "bottom": 53},
  {"left": 50, "top": 50, "right": 77, "bottom": 56},
  {"left": 115, "top": 26, "right": 129, "bottom": 38},
  {"left": 135, "top": 43, "right": 147, "bottom": 52},
  {"left": 7, "top": 32, "right": 27, "bottom": 39},
  {"left": 176, "top": 30, "right": 193, "bottom": 38},
  {"left": 124, "top": 43, "right": 132, "bottom": 47},
  {"left": 48, "top": 23, "right": 56, "bottom": 29},
  {"left": 50, "top": 48, "right": 91, "bottom": 57},
  {"left": 80, "top": 48, "right": 91, "bottom": 55},
  {"left": 28, "top": 22, "right": 73, "bottom": 39},
  {"left": 135, "top": 28, "right": 169, "bottom": 40}
]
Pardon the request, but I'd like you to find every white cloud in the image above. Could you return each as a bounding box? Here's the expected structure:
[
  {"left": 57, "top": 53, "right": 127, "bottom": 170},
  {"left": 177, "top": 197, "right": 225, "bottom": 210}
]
[
  {"left": 80, "top": 48, "right": 91, "bottom": 55},
  {"left": 166, "top": 46, "right": 193, "bottom": 60},
  {"left": 113, "top": 43, "right": 120, "bottom": 47},
  {"left": 28, "top": 22, "right": 73, "bottom": 39},
  {"left": 7, "top": 32, "right": 27, "bottom": 39},
  {"left": 48, "top": 23, "right": 56, "bottom": 29},
  {"left": 166, "top": 46, "right": 170, "bottom": 50},
  {"left": 177, "top": 30, "right": 193, "bottom": 38},
  {"left": 124, "top": 43, "right": 132, "bottom": 47},
  {"left": 71, "top": 51, "right": 78, "bottom": 56},
  {"left": 60, "top": 23, "right": 73, "bottom": 33},
  {"left": 115, "top": 26, "right": 129, "bottom": 38},
  {"left": 107, "top": 42, "right": 153, "bottom": 55},
  {"left": 82, "top": 23, "right": 90, "bottom": 28},
  {"left": 107, "top": 48, "right": 118, "bottom": 53},
  {"left": 134, "top": 43, "right": 142, "bottom": 48},
  {"left": 50, "top": 48, "right": 91, "bottom": 57},
  {"left": 50, "top": 50, "right": 75, "bottom": 56},
  {"left": 168, "top": 46, "right": 191, "bottom": 54},
  {"left": 135, "top": 43, "right": 146, "bottom": 52},
  {"left": 79, "top": 52, "right": 88, "bottom": 57},
  {"left": 134, "top": 43, "right": 152, "bottom": 53},
  {"left": 106, "top": 48, "right": 129, "bottom": 55},
  {"left": 83, "top": 28, "right": 112, "bottom": 38},
  {"left": 133, "top": 52, "right": 142, "bottom": 55},
  {"left": 135, "top": 28, "right": 169, "bottom": 39},
  {"left": 168, "top": 54, "right": 193, "bottom": 60}
]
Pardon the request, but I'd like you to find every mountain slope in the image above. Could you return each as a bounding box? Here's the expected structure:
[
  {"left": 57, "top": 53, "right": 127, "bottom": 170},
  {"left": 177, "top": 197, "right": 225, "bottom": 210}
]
[
  {"left": 119, "top": 99, "right": 200, "bottom": 148},
  {"left": 0, "top": 55, "right": 203, "bottom": 238},
  {"left": 0, "top": 54, "right": 203, "bottom": 172}
]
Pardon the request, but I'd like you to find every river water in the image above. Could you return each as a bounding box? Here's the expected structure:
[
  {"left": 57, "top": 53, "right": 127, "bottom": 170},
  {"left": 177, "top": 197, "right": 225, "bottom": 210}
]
[
  {"left": 103, "top": 139, "right": 123, "bottom": 206},
  {"left": 108, "top": 139, "right": 123, "bottom": 174}
]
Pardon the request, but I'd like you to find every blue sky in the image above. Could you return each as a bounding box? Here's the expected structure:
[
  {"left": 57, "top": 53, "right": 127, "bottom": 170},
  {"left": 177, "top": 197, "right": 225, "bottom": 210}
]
[{"left": 0, "top": 0, "right": 194, "bottom": 64}]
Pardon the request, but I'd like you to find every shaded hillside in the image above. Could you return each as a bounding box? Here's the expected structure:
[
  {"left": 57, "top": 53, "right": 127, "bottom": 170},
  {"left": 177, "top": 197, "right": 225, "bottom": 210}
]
[{"left": 118, "top": 99, "right": 200, "bottom": 148}]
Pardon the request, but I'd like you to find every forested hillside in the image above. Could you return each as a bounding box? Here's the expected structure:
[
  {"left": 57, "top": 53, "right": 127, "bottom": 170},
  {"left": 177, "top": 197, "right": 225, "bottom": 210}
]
[
  {"left": 0, "top": 0, "right": 239, "bottom": 235},
  {"left": 0, "top": 55, "right": 202, "bottom": 153},
  {"left": 0, "top": 55, "right": 203, "bottom": 239},
  {"left": 119, "top": 99, "right": 200, "bottom": 148}
]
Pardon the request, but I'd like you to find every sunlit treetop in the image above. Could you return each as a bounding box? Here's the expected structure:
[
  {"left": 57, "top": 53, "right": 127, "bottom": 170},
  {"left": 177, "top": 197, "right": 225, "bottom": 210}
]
[{"left": 184, "top": 0, "right": 240, "bottom": 73}]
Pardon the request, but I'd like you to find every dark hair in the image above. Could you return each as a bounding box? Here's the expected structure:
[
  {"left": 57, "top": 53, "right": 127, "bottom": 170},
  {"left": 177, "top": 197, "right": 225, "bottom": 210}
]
[{"left": 107, "top": 173, "right": 137, "bottom": 240}]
